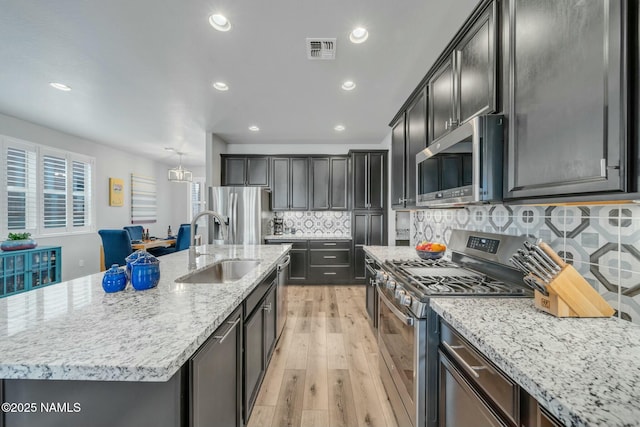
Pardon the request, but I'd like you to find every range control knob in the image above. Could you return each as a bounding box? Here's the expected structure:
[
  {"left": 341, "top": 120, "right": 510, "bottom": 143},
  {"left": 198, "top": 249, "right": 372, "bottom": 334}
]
[
  {"left": 376, "top": 271, "right": 388, "bottom": 282},
  {"left": 386, "top": 279, "right": 396, "bottom": 290},
  {"left": 395, "top": 288, "right": 406, "bottom": 300},
  {"left": 400, "top": 293, "right": 412, "bottom": 307}
]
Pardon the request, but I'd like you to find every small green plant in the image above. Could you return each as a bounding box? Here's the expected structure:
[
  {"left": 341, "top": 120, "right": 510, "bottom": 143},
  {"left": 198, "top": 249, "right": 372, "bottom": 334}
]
[{"left": 7, "top": 232, "right": 31, "bottom": 241}]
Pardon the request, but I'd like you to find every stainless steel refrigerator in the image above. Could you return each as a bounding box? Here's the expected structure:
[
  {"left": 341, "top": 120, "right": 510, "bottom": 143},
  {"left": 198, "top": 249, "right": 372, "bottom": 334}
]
[{"left": 207, "top": 187, "right": 271, "bottom": 244}]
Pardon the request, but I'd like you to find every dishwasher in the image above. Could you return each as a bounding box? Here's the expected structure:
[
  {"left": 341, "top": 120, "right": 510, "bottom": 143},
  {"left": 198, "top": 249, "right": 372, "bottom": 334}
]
[{"left": 276, "top": 255, "right": 290, "bottom": 340}]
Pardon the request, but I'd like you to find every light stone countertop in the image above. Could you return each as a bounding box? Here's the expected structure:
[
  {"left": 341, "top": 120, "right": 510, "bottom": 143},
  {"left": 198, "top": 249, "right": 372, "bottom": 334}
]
[
  {"left": 264, "top": 234, "right": 351, "bottom": 241},
  {"left": 0, "top": 244, "right": 290, "bottom": 382},
  {"left": 363, "top": 245, "right": 428, "bottom": 263},
  {"left": 431, "top": 298, "right": 640, "bottom": 427}
]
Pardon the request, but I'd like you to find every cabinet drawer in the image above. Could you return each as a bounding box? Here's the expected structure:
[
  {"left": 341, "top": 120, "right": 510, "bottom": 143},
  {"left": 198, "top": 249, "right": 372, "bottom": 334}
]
[
  {"left": 245, "top": 269, "right": 277, "bottom": 319},
  {"left": 308, "top": 266, "right": 352, "bottom": 284},
  {"left": 264, "top": 240, "right": 308, "bottom": 250},
  {"left": 440, "top": 322, "right": 518, "bottom": 424},
  {"left": 309, "top": 249, "right": 350, "bottom": 266},
  {"left": 308, "top": 240, "right": 351, "bottom": 250}
]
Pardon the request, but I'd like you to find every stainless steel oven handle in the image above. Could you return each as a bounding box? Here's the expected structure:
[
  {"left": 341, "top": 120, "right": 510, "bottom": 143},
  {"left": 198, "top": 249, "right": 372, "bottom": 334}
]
[
  {"left": 442, "top": 341, "right": 486, "bottom": 379},
  {"left": 378, "top": 287, "right": 414, "bottom": 326},
  {"left": 365, "top": 264, "right": 376, "bottom": 277}
]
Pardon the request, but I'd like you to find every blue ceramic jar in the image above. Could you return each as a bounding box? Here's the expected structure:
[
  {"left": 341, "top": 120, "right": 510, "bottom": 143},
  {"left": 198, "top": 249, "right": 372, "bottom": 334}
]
[
  {"left": 125, "top": 250, "right": 146, "bottom": 281},
  {"left": 102, "top": 264, "right": 127, "bottom": 293},
  {"left": 130, "top": 252, "right": 160, "bottom": 291}
]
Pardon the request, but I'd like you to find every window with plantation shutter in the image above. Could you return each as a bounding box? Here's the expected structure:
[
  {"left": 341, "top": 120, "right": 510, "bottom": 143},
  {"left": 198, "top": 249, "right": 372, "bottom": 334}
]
[
  {"left": 6, "top": 146, "right": 37, "bottom": 232},
  {"left": 42, "top": 154, "right": 67, "bottom": 229},
  {"left": 1, "top": 136, "right": 95, "bottom": 237}
]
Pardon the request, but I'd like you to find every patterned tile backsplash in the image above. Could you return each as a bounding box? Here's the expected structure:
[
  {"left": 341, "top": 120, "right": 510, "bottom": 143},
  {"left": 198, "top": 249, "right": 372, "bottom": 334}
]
[
  {"left": 410, "top": 204, "right": 640, "bottom": 324},
  {"left": 271, "top": 211, "right": 351, "bottom": 236}
]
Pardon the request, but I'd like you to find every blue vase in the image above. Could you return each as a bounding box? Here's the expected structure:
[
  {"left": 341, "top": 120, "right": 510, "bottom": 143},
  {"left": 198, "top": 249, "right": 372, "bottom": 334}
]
[
  {"left": 102, "top": 264, "right": 127, "bottom": 293},
  {"left": 1, "top": 239, "right": 38, "bottom": 251},
  {"left": 130, "top": 253, "right": 160, "bottom": 291}
]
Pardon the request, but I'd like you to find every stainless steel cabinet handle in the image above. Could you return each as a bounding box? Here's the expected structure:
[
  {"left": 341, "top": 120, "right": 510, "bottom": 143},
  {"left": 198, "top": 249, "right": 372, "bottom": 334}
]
[
  {"left": 442, "top": 341, "right": 487, "bottom": 379},
  {"left": 365, "top": 258, "right": 374, "bottom": 264},
  {"left": 323, "top": 243, "right": 337, "bottom": 246},
  {"left": 263, "top": 303, "right": 272, "bottom": 313},
  {"left": 214, "top": 317, "right": 241, "bottom": 343},
  {"left": 323, "top": 272, "right": 337, "bottom": 275},
  {"left": 277, "top": 255, "right": 291, "bottom": 271},
  {"left": 445, "top": 120, "right": 449, "bottom": 130},
  {"left": 323, "top": 255, "right": 337, "bottom": 259}
]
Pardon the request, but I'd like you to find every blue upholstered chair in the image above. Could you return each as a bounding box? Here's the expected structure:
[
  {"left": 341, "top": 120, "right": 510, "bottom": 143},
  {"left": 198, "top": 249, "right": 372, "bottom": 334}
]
[
  {"left": 123, "top": 225, "right": 144, "bottom": 241},
  {"left": 98, "top": 229, "right": 133, "bottom": 269},
  {"left": 153, "top": 224, "right": 197, "bottom": 256}
]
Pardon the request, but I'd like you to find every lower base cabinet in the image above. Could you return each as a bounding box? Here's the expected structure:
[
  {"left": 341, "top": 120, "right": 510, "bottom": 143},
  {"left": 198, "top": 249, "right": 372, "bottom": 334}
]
[{"left": 191, "top": 307, "right": 242, "bottom": 427}]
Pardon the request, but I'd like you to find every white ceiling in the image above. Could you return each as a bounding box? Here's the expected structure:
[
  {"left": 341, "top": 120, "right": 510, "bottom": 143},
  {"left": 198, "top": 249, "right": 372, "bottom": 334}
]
[{"left": 0, "top": 0, "right": 479, "bottom": 166}]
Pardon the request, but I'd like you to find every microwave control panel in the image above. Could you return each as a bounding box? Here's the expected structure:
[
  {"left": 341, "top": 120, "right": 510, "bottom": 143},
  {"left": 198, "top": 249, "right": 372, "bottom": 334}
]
[{"left": 466, "top": 236, "right": 500, "bottom": 254}]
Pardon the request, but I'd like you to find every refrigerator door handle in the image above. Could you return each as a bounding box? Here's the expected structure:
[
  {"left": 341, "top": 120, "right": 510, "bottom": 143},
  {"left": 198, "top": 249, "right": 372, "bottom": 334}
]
[{"left": 232, "top": 192, "right": 238, "bottom": 244}]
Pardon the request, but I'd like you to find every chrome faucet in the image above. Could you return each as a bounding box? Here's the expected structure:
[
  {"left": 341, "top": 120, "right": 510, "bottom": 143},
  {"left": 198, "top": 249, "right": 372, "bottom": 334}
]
[{"left": 188, "top": 210, "right": 228, "bottom": 270}]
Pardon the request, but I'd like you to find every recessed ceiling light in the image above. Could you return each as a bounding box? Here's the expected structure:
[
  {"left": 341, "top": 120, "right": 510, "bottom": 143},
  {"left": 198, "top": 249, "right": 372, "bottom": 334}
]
[
  {"left": 341, "top": 80, "right": 356, "bottom": 91},
  {"left": 249, "top": 126, "right": 260, "bottom": 132},
  {"left": 49, "top": 82, "right": 71, "bottom": 91},
  {"left": 349, "top": 27, "right": 369, "bottom": 44},
  {"left": 213, "top": 82, "right": 229, "bottom": 91},
  {"left": 334, "top": 125, "right": 345, "bottom": 132},
  {"left": 209, "top": 14, "right": 231, "bottom": 32}
]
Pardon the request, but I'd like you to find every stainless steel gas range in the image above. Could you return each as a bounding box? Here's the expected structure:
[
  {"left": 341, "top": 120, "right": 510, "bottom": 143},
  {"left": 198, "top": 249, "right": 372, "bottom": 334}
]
[{"left": 374, "top": 230, "right": 532, "bottom": 427}]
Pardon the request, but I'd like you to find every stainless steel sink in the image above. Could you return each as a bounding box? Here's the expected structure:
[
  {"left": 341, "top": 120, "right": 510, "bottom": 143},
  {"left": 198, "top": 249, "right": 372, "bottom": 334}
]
[{"left": 175, "top": 259, "right": 260, "bottom": 284}]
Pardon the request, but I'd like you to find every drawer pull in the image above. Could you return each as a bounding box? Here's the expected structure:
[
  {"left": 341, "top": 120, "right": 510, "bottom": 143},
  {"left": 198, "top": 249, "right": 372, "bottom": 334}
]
[
  {"left": 323, "top": 243, "right": 337, "bottom": 246},
  {"left": 442, "top": 341, "right": 486, "bottom": 379},
  {"left": 323, "top": 255, "right": 337, "bottom": 259},
  {"left": 213, "top": 318, "right": 241, "bottom": 343},
  {"left": 323, "top": 272, "right": 337, "bottom": 275}
]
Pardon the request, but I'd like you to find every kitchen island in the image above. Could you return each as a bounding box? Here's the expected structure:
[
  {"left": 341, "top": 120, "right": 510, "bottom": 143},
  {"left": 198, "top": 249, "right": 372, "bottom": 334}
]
[{"left": 0, "top": 244, "right": 290, "bottom": 426}]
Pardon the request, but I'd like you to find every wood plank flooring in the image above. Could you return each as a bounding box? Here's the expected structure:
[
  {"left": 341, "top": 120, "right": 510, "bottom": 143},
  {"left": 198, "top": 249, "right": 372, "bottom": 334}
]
[{"left": 247, "top": 286, "right": 398, "bottom": 427}]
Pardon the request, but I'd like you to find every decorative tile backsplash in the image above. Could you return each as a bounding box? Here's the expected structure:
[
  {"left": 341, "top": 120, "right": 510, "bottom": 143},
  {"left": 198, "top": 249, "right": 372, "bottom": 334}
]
[
  {"left": 410, "top": 204, "right": 640, "bottom": 324},
  {"left": 271, "top": 211, "right": 351, "bottom": 236}
]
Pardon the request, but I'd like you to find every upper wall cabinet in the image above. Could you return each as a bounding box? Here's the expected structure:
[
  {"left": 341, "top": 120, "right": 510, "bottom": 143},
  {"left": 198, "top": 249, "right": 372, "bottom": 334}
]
[
  {"left": 310, "top": 157, "right": 349, "bottom": 210},
  {"left": 429, "top": 1, "right": 497, "bottom": 144},
  {"left": 351, "top": 150, "right": 387, "bottom": 210},
  {"left": 221, "top": 156, "right": 270, "bottom": 187},
  {"left": 391, "top": 113, "right": 407, "bottom": 209},
  {"left": 271, "top": 157, "right": 309, "bottom": 211},
  {"left": 505, "top": 0, "right": 627, "bottom": 199}
]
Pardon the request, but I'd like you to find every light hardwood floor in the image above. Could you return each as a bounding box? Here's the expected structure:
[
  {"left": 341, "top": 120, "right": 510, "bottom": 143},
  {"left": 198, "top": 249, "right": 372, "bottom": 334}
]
[{"left": 247, "top": 285, "right": 398, "bottom": 427}]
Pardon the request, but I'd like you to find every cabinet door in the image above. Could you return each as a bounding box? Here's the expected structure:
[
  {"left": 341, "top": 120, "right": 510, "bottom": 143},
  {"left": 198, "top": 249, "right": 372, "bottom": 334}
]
[
  {"left": 330, "top": 157, "right": 349, "bottom": 210},
  {"left": 368, "top": 153, "right": 386, "bottom": 210},
  {"left": 369, "top": 213, "right": 386, "bottom": 246},
  {"left": 191, "top": 308, "right": 242, "bottom": 427},
  {"left": 246, "top": 157, "right": 269, "bottom": 186},
  {"left": 406, "top": 90, "right": 427, "bottom": 207},
  {"left": 288, "top": 248, "right": 308, "bottom": 282},
  {"left": 290, "top": 157, "right": 309, "bottom": 210},
  {"left": 223, "top": 157, "right": 247, "bottom": 186},
  {"left": 311, "top": 158, "right": 330, "bottom": 209},
  {"left": 391, "top": 116, "right": 406, "bottom": 209},
  {"left": 429, "top": 56, "right": 455, "bottom": 143},
  {"left": 352, "top": 152, "right": 368, "bottom": 209},
  {"left": 456, "top": 2, "right": 496, "bottom": 123},
  {"left": 506, "top": 0, "right": 625, "bottom": 198},
  {"left": 264, "top": 284, "right": 277, "bottom": 363},
  {"left": 271, "top": 158, "right": 290, "bottom": 210},
  {"left": 244, "top": 308, "right": 264, "bottom": 420}
]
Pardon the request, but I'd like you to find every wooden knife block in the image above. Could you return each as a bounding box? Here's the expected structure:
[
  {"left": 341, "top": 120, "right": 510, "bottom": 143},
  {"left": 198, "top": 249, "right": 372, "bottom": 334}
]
[{"left": 533, "top": 264, "right": 615, "bottom": 318}]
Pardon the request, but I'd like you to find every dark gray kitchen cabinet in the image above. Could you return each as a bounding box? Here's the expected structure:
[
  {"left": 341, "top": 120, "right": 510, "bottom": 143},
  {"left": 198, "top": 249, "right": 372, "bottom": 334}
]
[
  {"left": 405, "top": 89, "right": 427, "bottom": 207},
  {"left": 190, "top": 306, "right": 242, "bottom": 427},
  {"left": 391, "top": 114, "right": 406, "bottom": 209},
  {"left": 351, "top": 150, "right": 387, "bottom": 210},
  {"left": 429, "top": 57, "right": 455, "bottom": 143},
  {"left": 271, "top": 157, "right": 309, "bottom": 210},
  {"left": 505, "top": 0, "right": 627, "bottom": 199},
  {"left": 353, "top": 212, "right": 386, "bottom": 281},
  {"left": 429, "top": 1, "right": 496, "bottom": 144},
  {"left": 243, "top": 270, "right": 277, "bottom": 422},
  {"left": 310, "top": 156, "right": 349, "bottom": 210},
  {"left": 221, "top": 156, "right": 270, "bottom": 186}
]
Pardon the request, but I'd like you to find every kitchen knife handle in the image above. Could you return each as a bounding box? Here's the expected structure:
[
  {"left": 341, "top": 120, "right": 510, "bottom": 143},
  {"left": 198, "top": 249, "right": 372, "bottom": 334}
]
[{"left": 538, "top": 242, "right": 566, "bottom": 268}]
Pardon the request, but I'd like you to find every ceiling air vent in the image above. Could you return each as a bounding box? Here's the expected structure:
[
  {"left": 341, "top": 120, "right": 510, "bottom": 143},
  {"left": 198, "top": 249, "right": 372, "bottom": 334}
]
[{"left": 306, "top": 38, "right": 336, "bottom": 60}]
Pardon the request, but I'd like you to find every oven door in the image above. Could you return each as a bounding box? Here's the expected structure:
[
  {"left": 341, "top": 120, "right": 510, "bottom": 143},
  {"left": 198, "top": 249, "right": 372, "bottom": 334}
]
[{"left": 377, "top": 287, "right": 425, "bottom": 427}]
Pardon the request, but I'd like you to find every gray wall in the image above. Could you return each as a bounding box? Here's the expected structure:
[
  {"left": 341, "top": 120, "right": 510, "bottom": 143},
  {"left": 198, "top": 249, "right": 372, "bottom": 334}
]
[{"left": 0, "top": 113, "right": 192, "bottom": 280}]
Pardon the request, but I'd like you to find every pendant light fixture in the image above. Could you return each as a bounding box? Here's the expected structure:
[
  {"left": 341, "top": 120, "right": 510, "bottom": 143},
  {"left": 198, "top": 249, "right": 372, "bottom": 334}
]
[{"left": 167, "top": 151, "right": 193, "bottom": 183}]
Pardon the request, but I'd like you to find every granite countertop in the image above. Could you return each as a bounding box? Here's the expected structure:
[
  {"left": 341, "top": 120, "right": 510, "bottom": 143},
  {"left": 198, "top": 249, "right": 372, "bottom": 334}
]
[
  {"left": 0, "top": 244, "right": 290, "bottom": 382},
  {"left": 363, "top": 245, "right": 428, "bottom": 263},
  {"left": 431, "top": 298, "right": 640, "bottom": 427},
  {"left": 264, "top": 234, "right": 351, "bottom": 241}
]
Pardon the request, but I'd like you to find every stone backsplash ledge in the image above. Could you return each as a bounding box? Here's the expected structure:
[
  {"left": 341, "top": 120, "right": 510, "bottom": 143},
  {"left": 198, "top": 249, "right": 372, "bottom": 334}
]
[
  {"left": 270, "top": 211, "right": 351, "bottom": 236},
  {"left": 410, "top": 204, "right": 640, "bottom": 324}
]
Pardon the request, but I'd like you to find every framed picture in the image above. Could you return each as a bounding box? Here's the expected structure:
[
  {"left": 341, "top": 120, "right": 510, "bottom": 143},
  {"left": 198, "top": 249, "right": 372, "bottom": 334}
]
[{"left": 109, "top": 178, "right": 124, "bottom": 206}]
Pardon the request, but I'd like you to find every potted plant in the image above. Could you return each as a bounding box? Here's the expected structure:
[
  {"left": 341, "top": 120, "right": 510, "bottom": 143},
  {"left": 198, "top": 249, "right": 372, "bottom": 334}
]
[{"left": 1, "top": 232, "right": 38, "bottom": 251}]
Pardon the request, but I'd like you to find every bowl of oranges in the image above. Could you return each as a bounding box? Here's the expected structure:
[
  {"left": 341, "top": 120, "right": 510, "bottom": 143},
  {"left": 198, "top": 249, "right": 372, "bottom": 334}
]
[{"left": 415, "top": 241, "right": 447, "bottom": 260}]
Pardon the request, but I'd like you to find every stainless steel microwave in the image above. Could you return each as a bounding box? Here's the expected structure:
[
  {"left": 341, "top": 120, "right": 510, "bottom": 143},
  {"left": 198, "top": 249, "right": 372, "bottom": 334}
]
[{"left": 416, "top": 115, "right": 504, "bottom": 207}]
